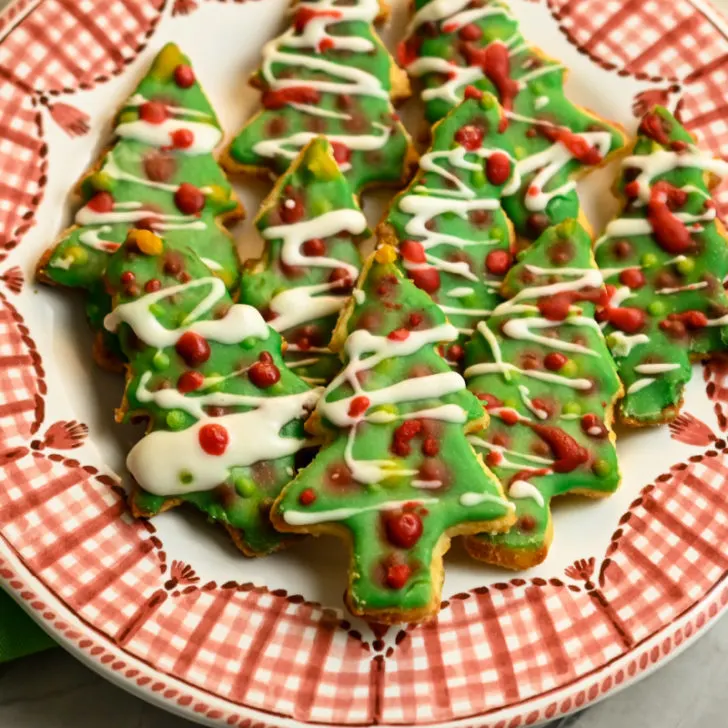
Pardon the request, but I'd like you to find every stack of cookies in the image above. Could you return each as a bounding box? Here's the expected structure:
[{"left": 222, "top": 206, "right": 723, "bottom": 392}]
[{"left": 36, "top": 0, "right": 728, "bottom": 624}]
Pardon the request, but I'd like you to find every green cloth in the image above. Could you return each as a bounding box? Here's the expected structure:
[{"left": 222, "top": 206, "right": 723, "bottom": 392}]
[{"left": 0, "top": 588, "right": 55, "bottom": 663}]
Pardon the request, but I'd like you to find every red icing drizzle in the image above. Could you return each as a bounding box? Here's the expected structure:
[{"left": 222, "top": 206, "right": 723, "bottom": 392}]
[
  {"left": 540, "top": 126, "right": 602, "bottom": 165},
  {"left": 647, "top": 181, "right": 692, "bottom": 254},
  {"left": 261, "top": 87, "right": 320, "bottom": 110},
  {"left": 294, "top": 7, "right": 341, "bottom": 33},
  {"left": 465, "top": 42, "right": 519, "bottom": 130},
  {"left": 640, "top": 111, "right": 671, "bottom": 146},
  {"left": 530, "top": 424, "right": 589, "bottom": 473}
]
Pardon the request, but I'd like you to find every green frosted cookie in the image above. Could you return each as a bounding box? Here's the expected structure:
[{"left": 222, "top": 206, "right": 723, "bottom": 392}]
[
  {"left": 243, "top": 138, "right": 369, "bottom": 385},
  {"left": 272, "top": 245, "right": 514, "bottom": 623},
  {"left": 464, "top": 221, "right": 622, "bottom": 568},
  {"left": 398, "top": 0, "right": 625, "bottom": 240},
  {"left": 595, "top": 107, "right": 728, "bottom": 425},
  {"left": 379, "top": 92, "right": 517, "bottom": 364},
  {"left": 105, "top": 230, "right": 318, "bottom": 556},
  {"left": 37, "top": 43, "right": 242, "bottom": 368},
  {"left": 224, "top": 0, "right": 416, "bottom": 194}
]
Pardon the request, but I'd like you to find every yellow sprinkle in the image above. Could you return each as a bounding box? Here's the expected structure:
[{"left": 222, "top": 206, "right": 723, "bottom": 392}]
[
  {"left": 375, "top": 244, "right": 397, "bottom": 264},
  {"left": 127, "top": 228, "right": 163, "bottom": 256},
  {"left": 306, "top": 144, "right": 339, "bottom": 180},
  {"left": 151, "top": 44, "right": 185, "bottom": 82}
]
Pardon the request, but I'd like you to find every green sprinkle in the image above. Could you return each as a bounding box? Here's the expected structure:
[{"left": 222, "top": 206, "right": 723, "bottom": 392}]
[
  {"left": 89, "top": 171, "right": 113, "bottom": 191},
  {"left": 514, "top": 146, "right": 527, "bottom": 160},
  {"left": 149, "top": 303, "right": 165, "bottom": 318},
  {"left": 563, "top": 401, "right": 581, "bottom": 415},
  {"left": 479, "top": 93, "right": 495, "bottom": 110},
  {"left": 241, "top": 336, "right": 259, "bottom": 350},
  {"left": 178, "top": 470, "right": 194, "bottom": 485},
  {"left": 504, "top": 397, "right": 519, "bottom": 409},
  {"left": 647, "top": 300, "right": 665, "bottom": 316},
  {"left": 118, "top": 110, "right": 138, "bottom": 124},
  {"left": 152, "top": 351, "right": 169, "bottom": 371},
  {"left": 491, "top": 227, "right": 504, "bottom": 241},
  {"left": 641, "top": 253, "right": 658, "bottom": 268},
  {"left": 471, "top": 168, "right": 486, "bottom": 188},
  {"left": 234, "top": 475, "right": 256, "bottom": 498},
  {"left": 676, "top": 257, "right": 695, "bottom": 275},
  {"left": 311, "top": 197, "right": 332, "bottom": 216},
  {"left": 560, "top": 360, "right": 578, "bottom": 377},
  {"left": 593, "top": 459, "right": 611, "bottom": 477},
  {"left": 166, "top": 410, "right": 187, "bottom": 431}
]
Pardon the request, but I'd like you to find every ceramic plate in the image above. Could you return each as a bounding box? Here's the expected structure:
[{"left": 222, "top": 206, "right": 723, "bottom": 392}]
[{"left": 2, "top": 0, "right": 728, "bottom": 725}]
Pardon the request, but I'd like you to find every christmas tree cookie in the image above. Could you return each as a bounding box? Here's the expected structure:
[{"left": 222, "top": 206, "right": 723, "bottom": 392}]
[
  {"left": 464, "top": 221, "right": 622, "bottom": 569},
  {"left": 36, "top": 44, "right": 242, "bottom": 368},
  {"left": 243, "top": 138, "right": 369, "bottom": 385},
  {"left": 595, "top": 107, "right": 728, "bottom": 425},
  {"left": 378, "top": 92, "right": 517, "bottom": 365},
  {"left": 397, "top": 0, "right": 625, "bottom": 241},
  {"left": 104, "top": 230, "right": 319, "bottom": 556},
  {"left": 223, "top": 0, "right": 418, "bottom": 195},
  {"left": 272, "top": 245, "right": 515, "bottom": 623}
]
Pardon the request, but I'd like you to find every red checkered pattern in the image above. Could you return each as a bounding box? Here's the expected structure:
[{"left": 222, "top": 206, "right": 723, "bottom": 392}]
[
  {"left": 0, "top": 83, "right": 43, "bottom": 260},
  {"left": 0, "top": 452, "right": 163, "bottom": 637},
  {"left": 548, "top": 0, "right": 728, "bottom": 213},
  {"left": 128, "top": 589, "right": 374, "bottom": 723},
  {"left": 0, "top": 293, "right": 43, "bottom": 448},
  {"left": 381, "top": 584, "right": 626, "bottom": 723},
  {"left": 600, "top": 450, "right": 728, "bottom": 644},
  {"left": 0, "top": 0, "right": 165, "bottom": 92}
]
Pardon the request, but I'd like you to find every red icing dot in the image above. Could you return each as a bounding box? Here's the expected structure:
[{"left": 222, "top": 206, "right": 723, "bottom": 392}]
[
  {"left": 386, "top": 512, "right": 423, "bottom": 549},
  {"left": 318, "top": 37, "right": 335, "bottom": 53},
  {"left": 527, "top": 186, "right": 540, "bottom": 197},
  {"left": 606, "top": 307, "right": 646, "bottom": 333},
  {"left": 477, "top": 392, "right": 502, "bottom": 409},
  {"left": 640, "top": 111, "right": 671, "bottom": 146},
  {"left": 408, "top": 312, "right": 424, "bottom": 328},
  {"left": 455, "top": 124, "right": 484, "bottom": 151},
  {"left": 175, "top": 183, "right": 205, "bottom": 215},
  {"left": 176, "top": 331, "right": 211, "bottom": 367},
  {"left": 459, "top": 23, "right": 482, "bottom": 41},
  {"left": 88, "top": 191, "right": 114, "bottom": 213},
  {"left": 581, "top": 413, "right": 607, "bottom": 438},
  {"left": 662, "top": 310, "right": 708, "bottom": 331},
  {"left": 619, "top": 268, "right": 646, "bottom": 289},
  {"left": 464, "top": 85, "right": 483, "bottom": 101},
  {"left": 139, "top": 101, "right": 168, "bottom": 125},
  {"left": 331, "top": 142, "right": 351, "bottom": 165},
  {"left": 120, "top": 271, "right": 135, "bottom": 284},
  {"left": 144, "top": 279, "right": 161, "bottom": 293},
  {"left": 408, "top": 267, "right": 440, "bottom": 294},
  {"left": 486, "top": 450, "right": 503, "bottom": 467},
  {"left": 178, "top": 370, "right": 205, "bottom": 393},
  {"left": 386, "top": 563, "right": 411, "bottom": 590},
  {"left": 280, "top": 195, "right": 305, "bottom": 223},
  {"left": 486, "top": 153, "right": 511, "bottom": 186},
  {"left": 447, "top": 343, "right": 464, "bottom": 362},
  {"left": 170, "top": 128, "right": 194, "bottom": 149},
  {"left": 624, "top": 181, "right": 640, "bottom": 198},
  {"left": 422, "top": 437, "right": 440, "bottom": 457},
  {"left": 329, "top": 267, "right": 353, "bottom": 289},
  {"left": 248, "top": 353, "right": 281, "bottom": 388},
  {"left": 174, "top": 64, "right": 196, "bottom": 88},
  {"left": 500, "top": 409, "right": 519, "bottom": 426},
  {"left": 544, "top": 352, "right": 567, "bottom": 371},
  {"left": 302, "top": 238, "right": 326, "bottom": 256},
  {"left": 143, "top": 151, "right": 176, "bottom": 182},
  {"left": 485, "top": 249, "right": 512, "bottom": 276},
  {"left": 299, "top": 488, "right": 316, "bottom": 506},
  {"left": 538, "top": 293, "right": 572, "bottom": 321},
  {"left": 400, "top": 240, "right": 426, "bottom": 264},
  {"left": 387, "top": 328, "right": 410, "bottom": 341},
  {"left": 348, "top": 395, "right": 370, "bottom": 418},
  {"left": 199, "top": 423, "right": 228, "bottom": 456}
]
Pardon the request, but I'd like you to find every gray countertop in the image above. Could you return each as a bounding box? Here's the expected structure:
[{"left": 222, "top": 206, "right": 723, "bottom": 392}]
[{"left": 3, "top": 0, "right": 728, "bottom": 725}]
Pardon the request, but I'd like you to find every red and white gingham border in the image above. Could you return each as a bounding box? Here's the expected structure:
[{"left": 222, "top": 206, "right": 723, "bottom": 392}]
[{"left": 2, "top": 538, "right": 727, "bottom": 728}]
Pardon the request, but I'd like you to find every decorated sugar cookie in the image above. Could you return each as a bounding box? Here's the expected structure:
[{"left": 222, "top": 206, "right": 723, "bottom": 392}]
[
  {"left": 378, "top": 93, "right": 517, "bottom": 364},
  {"left": 463, "top": 221, "right": 622, "bottom": 569},
  {"left": 398, "top": 0, "right": 625, "bottom": 241},
  {"left": 223, "top": 0, "right": 418, "bottom": 194},
  {"left": 272, "top": 246, "right": 514, "bottom": 623},
  {"left": 595, "top": 107, "right": 728, "bottom": 425},
  {"left": 105, "top": 231, "right": 319, "bottom": 556},
  {"left": 36, "top": 44, "right": 242, "bottom": 368},
  {"left": 244, "top": 138, "right": 368, "bottom": 385}
]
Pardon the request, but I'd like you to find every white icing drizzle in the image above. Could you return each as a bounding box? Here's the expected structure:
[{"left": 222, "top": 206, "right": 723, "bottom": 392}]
[
  {"left": 468, "top": 435, "right": 554, "bottom": 471},
  {"left": 634, "top": 363, "right": 681, "bottom": 374},
  {"left": 76, "top": 201, "right": 205, "bottom": 231},
  {"left": 78, "top": 226, "right": 120, "bottom": 253},
  {"left": 261, "top": 208, "right": 366, "bottom": 334},
  {"left": 460, "top": 491, "right": 516, "bottom": 510},
  {"left": 283, "top": 497, "right": 437, "bottom": 526},
  {"left": 252, "top": 0, "right": 396, "bottom": 162},
  {"left": 654, "top": 281, "right": 708, "bottom": 295},
  {"left": 517, "top": 384, "right": 548, "bottom": 420},
  {"left": 448, "top": 286, "right": 475, "bottom": 297},
  {"left": 117, "top": 110, "right": 221, "bottom": 156},
  {"left": 128, "top": 389, "right": 320, "bottom": 496},
  {"left": 201, "top": 257, "right": 223, "bottom": 271},
  {"left": 508, "top": 479, "right": 546, "bottom": 507},
  {"left": 317, "top": 323, "right": 466, "bottom": 484},
  {"left": 608, "top": 332, "right": 649, "bottom": 358},
  {"left": 104, "top": 276, "right": 269, "bottom": 347},
  {"left": 627, "top": 377, "right": 655, "bottom": 394}
]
